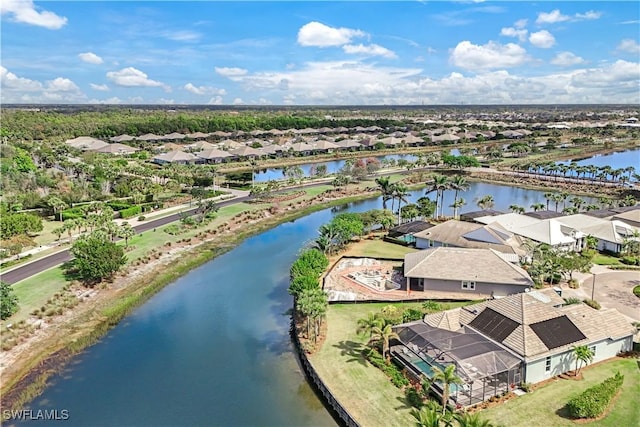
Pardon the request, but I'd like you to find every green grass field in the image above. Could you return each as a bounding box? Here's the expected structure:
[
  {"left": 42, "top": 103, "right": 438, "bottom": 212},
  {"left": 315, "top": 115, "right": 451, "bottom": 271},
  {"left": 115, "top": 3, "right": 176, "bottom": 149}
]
[
  {"left": 483, "top": 358, "right": 640, "bottom": 427},
  {"left": 592, "top": 253, "right": 622, "bottom": 266},
  {"left": 9, "top": 268, "right": 68, "bottom": 322},
  {"left": 309, "top": 301, "right": 472, "bottom": 427},
  {"left": 346, "top": 239, "right": 417, "bottom": 260}
]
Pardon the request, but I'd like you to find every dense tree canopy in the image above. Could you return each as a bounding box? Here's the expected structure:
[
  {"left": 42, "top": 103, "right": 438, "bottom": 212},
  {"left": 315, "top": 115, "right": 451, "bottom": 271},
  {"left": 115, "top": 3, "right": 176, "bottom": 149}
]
[
  {"left": 0, "top": 281, "right": 19, "bottom": 320},
  {"left": 70, "top": 231, "right": 126, "bottom": 285}
]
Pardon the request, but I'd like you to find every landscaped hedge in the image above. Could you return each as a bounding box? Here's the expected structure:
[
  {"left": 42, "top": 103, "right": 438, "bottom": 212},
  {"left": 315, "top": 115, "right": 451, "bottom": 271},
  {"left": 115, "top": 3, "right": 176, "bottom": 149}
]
[
  {"left": 119, "top": 205, "right": 142, "bottom": 219},
  {"left": 141, "top": 202, "right": 163, "bottom": 213},
  {"left": 566, "top": 371, "right": 624, "bottom": 419},
  {"left": 106, "top": 201, "right": 132, "bottom": 211},
  {"left": 364, "top": 348, "right": 410, "bottom": 388},
  {"left": 61, "top": 207, "right": 85, "bottom": 221}
]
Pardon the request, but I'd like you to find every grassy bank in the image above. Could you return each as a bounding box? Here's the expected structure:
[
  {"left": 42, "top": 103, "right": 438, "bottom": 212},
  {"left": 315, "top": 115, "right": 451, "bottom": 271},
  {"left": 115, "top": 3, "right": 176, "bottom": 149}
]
[
  {"left": 309, "top": 301, "right": 472, "bottom": 427},
  {"left": 483, "top": 358, "right": 640, "bottom": 427},
  {"left": 0, "top": 188, "right": 384, "bottom": 413}
]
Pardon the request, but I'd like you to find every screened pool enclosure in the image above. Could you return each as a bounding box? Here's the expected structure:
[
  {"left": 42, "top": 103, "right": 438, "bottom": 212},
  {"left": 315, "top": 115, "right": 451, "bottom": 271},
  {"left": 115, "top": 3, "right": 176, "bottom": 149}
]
[{"left": 392, "top": 321, "right": 522, "bottom": 407}]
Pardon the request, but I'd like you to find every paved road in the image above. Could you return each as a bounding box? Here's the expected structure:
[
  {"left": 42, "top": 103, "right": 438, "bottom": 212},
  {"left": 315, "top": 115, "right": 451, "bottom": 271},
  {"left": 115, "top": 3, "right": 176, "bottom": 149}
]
[{"left": 0, "top": 195, "right": 251, "bottom": 284}]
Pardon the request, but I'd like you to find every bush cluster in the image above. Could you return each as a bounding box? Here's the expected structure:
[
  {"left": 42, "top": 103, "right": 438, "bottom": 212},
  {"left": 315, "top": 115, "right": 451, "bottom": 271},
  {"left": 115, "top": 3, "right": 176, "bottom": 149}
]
[
  {"left": 364, "top": 348, "right": 409, "bottom": 388},
  {"left": 620, "top": 256, "right": 640, "bottom": 266},
  {"left": 120, "top": 205, "right": 142, "bottom": 219},
  {"left": 583, "top": 299, "right": 601, "bottom": 310},
  {"left": 566, "top": 371, "right": 624, "bottom": 419},
  {"left": 106, "top": 201, "right": 132, "bottom": 211},
  {"left": 61, "top": 207, "right": 85, "bottom": 221}
]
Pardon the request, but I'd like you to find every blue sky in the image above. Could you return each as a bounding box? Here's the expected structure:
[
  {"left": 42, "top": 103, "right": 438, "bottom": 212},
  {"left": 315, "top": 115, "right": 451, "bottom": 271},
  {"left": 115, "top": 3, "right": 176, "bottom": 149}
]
[{"left": 1, "top": 1, "right": 639, "bottom": 105}]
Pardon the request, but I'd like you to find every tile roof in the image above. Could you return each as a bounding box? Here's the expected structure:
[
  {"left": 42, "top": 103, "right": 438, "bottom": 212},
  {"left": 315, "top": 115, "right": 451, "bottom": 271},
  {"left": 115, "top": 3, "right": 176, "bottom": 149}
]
[
  {"left": 413, "top": 220, "right": 523, "bottom": 254},
  {"left": 404, "top": 247, "right": 533, "bottom": 286}
]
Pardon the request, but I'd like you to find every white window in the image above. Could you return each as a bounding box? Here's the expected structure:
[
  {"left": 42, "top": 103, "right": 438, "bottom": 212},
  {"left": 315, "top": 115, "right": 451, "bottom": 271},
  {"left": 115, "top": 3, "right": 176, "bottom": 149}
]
[
  {"left": 589, "top": 345, "right": 596, "bottom": 357},
  {"left": 545, "top": 356, "right": 551, "bottom": 372},
  {"left": 461, "top": 281, "right": 476, "bottom": 290}
]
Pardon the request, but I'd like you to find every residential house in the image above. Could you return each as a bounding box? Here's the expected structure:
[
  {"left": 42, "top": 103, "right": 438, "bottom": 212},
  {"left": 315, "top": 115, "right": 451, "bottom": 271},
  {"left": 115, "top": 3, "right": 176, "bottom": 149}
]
[
  {"left": 94, "top": 143, "right": 139, "bottom": 155},
  {"left": 392, "top": 289, "right": 634, "bottom": 406},
  {"left": 403, "top": 247, "right": 533, "bottom": 298},
  {"left": 196, "top": 149, "right": 233, "bottom": 164},
  {"left": 110, "top": 134, "right": 136, "bottom": 143},
  {"left": 65, "top": 136, "right": 108, "bottom": 151},
  {"left": 152, "top": 150, "right": 197, "bottom": 165},
  {"left": 412, "top": 220, "right": 524, "bottom": 259}
]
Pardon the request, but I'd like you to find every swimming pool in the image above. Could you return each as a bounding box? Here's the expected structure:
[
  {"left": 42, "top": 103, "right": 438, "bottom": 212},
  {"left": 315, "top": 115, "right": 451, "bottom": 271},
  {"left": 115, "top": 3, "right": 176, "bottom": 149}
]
[{"left": 413, "top": 359, "right": 460, "bottom": 393}]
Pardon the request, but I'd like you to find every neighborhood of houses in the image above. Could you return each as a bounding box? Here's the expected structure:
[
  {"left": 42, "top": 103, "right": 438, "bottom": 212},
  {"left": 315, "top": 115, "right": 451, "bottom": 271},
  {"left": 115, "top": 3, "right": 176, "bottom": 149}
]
[{"left": 324, "top": 204, "right": 639, "bottom": 406}]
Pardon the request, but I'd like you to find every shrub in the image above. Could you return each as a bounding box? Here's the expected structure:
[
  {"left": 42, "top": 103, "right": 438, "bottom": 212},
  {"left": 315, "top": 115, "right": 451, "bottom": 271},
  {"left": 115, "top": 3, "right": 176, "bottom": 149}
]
[
  {"left": 563, "top": 297, "right": 582, "bottom": 305},
  {"left": 568, "top": 278, "right": 579, "bottom": 289},
  {"left": 138, "top": 215, "right": 146, "bottom": 221},
  {"left": 520, "top": 382, "right": 532, "bottom": 393},
  {"left": 634, "top": 286, "right": 640, "bottom": 298},
  {"left": 566, "top": 372, "right": 624, "bottom": 419},
  {"left": 405, "top": 386, "right": 424, "bottom": 408},
  {"left": 61, "top": 207, "right": 85, "bottom": 221},
  {"left": 364, "top": 348, "right": 410, "bottom": 388},
  {"left": 120, "top": 205, "right": 142, "bottom": 219},
  {"left": 402, "top": 308, "right": 424, "bottom": 323},
  {"left": 422, "top": 300, "right": 441, "bottom": 312},
  {"left": 106, "top": 201, "right": 132, "bottom": 211},
  {"left": 583, "top": 298, "right": 601, "bottom": 310},
  {"left": 621, "top": 256, "right": 640, "bottom": 266}
]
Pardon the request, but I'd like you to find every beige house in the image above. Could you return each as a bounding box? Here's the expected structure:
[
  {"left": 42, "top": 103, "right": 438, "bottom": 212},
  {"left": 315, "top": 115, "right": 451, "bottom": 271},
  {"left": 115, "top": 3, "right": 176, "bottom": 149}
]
[{"left": 403, "top": 247, "right": 533, "bottom": 298}]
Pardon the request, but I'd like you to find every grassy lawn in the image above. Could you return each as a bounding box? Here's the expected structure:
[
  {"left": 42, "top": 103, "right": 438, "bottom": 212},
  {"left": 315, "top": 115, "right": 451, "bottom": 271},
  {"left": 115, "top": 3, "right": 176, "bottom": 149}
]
[
  {"left": 310, "top": 301, "right": 473, "bottom": 427},
  {"left": 483, "top": 358, "right": 640, "bottom": 427},
  {"left": 345, "top": 238, "right": 417, "bottom": 260},
  {"left": 32, "top": 219, "right": 64, "bottom": 247},
  {"left": 9, "top": 267, "right": 67, "bottom": 322},
  {"left": 593, "top": 253, "right": 622, "bottom": 266}
]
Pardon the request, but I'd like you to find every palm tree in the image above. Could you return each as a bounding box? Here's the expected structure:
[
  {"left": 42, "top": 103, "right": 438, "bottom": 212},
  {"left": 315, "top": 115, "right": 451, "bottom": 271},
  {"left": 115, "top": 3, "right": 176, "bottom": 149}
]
[
  {"left": 450, "top": 198, "right": 467, "bottom": 219},
  {"left": 393, "top": 183, "right": 410, "bottom": 225},
  {"left": 426, "top": 174, "right": 449, "bottom": 219},
  {"left": 375, "top": 176, "right": 394, "bottom": 210},
  {"left": 509, "top": 204, "right": 525, "bottom": 214},
  {"left": 570, "top": 197, "right": 584, "bottom": 211},
  {"left": 118, "top": 222, "right": 135, "bottom": 248},
  {"left": 62, "top": 219, "right": 77, "bottom": 244},
  {"left": 454, "top": 411, "right": 497, "bottom": 427},
  {"left": 411, "top": 407, "right": 442, "bottom": 427},
  {"left": 449, "top": 175, "right": 469, "bottom": 219},
  {"left": 476, "top": 195, "right": 494, "bottom": 210},
  {"left": 430, "top": 364, "right": 463, "bottom": 415},
  {"left": 357, "top": 312, "right": 384, "bottom": 337},
  {"left": 543, "top": 192, "right": 554, "bottom": 211},
  {"left": 47, "top": 196, "right": 68, "bottom": 222},
  {"left": 370, "top": 324, "right": 399, "bottom": 361},
  {"left": 572, "top": 345, "right": 594, "bottom": 375},
  {"left": 530, "top": 203, "right": 545, "bottom": 212}
]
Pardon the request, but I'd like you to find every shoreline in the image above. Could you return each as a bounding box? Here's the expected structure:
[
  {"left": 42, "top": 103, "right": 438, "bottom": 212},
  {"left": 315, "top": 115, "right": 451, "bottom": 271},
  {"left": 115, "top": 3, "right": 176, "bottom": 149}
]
[
  {"left": 1, "top": 143, "right": 638, "bottom": 413},
  {"left": 0, "top": 189, "right": 381, "bottom": 414}
]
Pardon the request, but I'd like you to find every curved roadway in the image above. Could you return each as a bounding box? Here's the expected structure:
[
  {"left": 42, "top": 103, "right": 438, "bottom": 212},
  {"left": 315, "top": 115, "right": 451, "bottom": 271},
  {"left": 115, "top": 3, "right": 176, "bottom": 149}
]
[{"left": 0, "top": 195, "right": 251, "bottom": 284}]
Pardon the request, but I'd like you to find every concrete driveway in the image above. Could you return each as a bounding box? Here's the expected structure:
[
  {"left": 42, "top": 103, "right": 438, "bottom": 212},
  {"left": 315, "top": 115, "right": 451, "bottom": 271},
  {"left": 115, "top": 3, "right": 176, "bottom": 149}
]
[{"left": 567, "top": 269, "right": 640, "bottom": 322}]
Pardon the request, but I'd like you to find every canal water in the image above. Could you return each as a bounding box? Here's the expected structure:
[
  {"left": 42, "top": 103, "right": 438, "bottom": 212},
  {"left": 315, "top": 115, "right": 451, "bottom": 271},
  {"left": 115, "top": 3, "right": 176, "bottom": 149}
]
[
  {"left": 558, "top": 148, "right": 639, "bottom": 175},
  {"left": 13, "top": 181, "right": 605, "bottom": 426}
]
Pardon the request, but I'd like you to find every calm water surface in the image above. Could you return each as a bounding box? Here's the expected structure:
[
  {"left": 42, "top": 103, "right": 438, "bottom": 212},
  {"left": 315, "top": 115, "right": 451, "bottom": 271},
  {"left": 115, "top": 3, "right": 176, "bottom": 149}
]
[
  {"left": 558, "top": 148, "right": 639, "bottom": 171},
  {"left": 14, "top": 180, "right": 609, "bottom": 426}
]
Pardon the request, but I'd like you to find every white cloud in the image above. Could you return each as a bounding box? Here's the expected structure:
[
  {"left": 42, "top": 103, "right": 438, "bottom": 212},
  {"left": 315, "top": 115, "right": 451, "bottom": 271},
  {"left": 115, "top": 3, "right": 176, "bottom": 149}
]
[
  {"left": 575, "top": 11, "right": 602, "bottom": 20},
  {"left": 90, "top": 83, "right": 110, "bottom": 91},
  {"left": 89, "top": 97, "right": 122, "bottom": 104},
  {"left": 450, "top": 41, "right": 529, "bottom": 70},
  {"left": 536, "top": 9, "right": 570, "bottom": 25},
  {"left": 529, "top": 30, "right": 555, "bottom": 48},
  {"left": 550, "top": 52, "right": 585, "bottom": 67},
  {"left": 342, "top": 44, "right": 397, "bottom": 58},
  {"left": 616, "top": 39, "right": 640, "bottom": 55},
  {"left": 0, "top": 0, "right": 67, "bottom": 29},
  {"left": 78, "top": 52, "right": 103, "bottom": 64},
  {"left": 162, "top": 30, "right": 201, "bottom": 42},
  {"left": 232, "top": 97, "right": 245, "bottom": 105},
  {"left": 537, "top": 9, "right": 602, "bottom": 25},
  {"left": 46, "top": 77, "right": 80, "bottom": 92},
  {"left": 207, "top": 96, "right": 224, "bottom": 105},
  {"left": 106, "top": 67, "right": 169, "bottom": 91},
  {"left": 184, "top": 83, "right": 226, "bottom": 96},
  {"left": 158, "top": 98, "right": 175, "bottom": 104},
  {"left": 215, "top": 67, "right": 248, "bottom": 78},
  {"left": 500, "top": 27, "right": 528, "bottom": 42},
  {"left": 1, "top": 66, "right": 86, "bottom": 103},
  {"left": 297, "top": 21, "right": 366, "bottom": 47},
  {"left": 0, "top": 66, "right": 42, "bottom": 92},
  {"left": 514, "top": 19, "right": 527, "bottom": 29},
  {"left": 427, "top": 47, "right": 437, "bottom": 54},
  {"left": 571, "top": 60, "right": 640, "bottom": 91}
]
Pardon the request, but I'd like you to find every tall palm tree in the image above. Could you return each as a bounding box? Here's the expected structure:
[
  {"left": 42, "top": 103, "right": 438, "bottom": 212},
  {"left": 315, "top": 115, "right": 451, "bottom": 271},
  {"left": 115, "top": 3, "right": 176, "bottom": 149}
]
[
  {"left": 572, "top": 345, "right": 594, "bottom": 375},
  {"left": 370, "top": 324, "right": 399, "bottom": 361},
  {"left": 450, "top": 198, "right": 467, "bottom": 219},
  {"left": 430, "top": 364, "right": 463, "bottom": 415},
  {"left": 393, "top": 183, "right": 410, "bottom": 225},
  {"left": 543, "top": 192, "right": 555, "bottom": 211},
  {"left": 449, "top": 175, "right": 469, "bottom": 219},
  {"left": 570, "top": 197, "right": 584, "bottom": 211},
  {"left": 357, "top": 312, "right": 384, "bottom": 337},
  {"left": 47, "top": 196, "right": 68, "bottom": 222},
  {"left": 509, "top": 204, "right": 525, "bottom": 214},
  {"left": 426, "top": 174, "right": 449, "bottom": 219},
  {"left": 375, "top": 176, "right": 394, "bottom": 210},
  {"left": 118, "top": 222, "right": 135, "bottom": 248}
]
